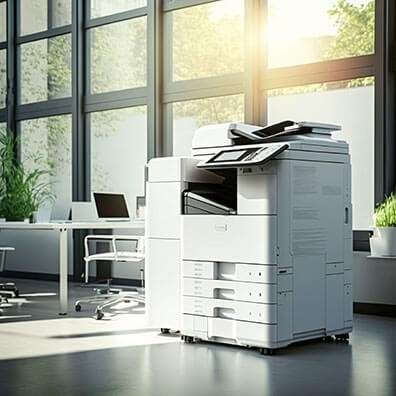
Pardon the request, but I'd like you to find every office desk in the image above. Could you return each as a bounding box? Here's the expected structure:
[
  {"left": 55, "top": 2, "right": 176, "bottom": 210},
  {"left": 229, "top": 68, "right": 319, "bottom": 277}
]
[{"left": 0, "top": 221, "right": 144, "bottom": 315}]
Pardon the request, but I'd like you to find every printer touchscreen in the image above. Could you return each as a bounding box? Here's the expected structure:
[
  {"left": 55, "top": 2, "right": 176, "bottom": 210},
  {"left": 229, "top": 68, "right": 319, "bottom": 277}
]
[
  {"left": 212, "top": 149, "right": 254, "bottom": 162},
  {"left": 198, "top": 143, "right": 288, "bottom": 169}
]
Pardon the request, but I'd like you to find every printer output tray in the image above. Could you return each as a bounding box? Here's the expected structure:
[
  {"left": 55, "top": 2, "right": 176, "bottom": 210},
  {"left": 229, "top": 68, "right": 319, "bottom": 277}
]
[{"left": 183, "top": 191, "right": 235, "bottom": 215}]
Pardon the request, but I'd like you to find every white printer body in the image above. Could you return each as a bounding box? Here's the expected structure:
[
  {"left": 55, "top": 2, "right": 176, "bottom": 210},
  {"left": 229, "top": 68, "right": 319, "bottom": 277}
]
[{"left": 146, "top": 123, "right": 352, "bottom": 352}]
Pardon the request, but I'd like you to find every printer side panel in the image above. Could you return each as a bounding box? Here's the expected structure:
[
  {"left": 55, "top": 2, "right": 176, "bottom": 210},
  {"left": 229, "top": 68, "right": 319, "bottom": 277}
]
[
  {"left": 283, "top": 157, "right": 352, "bottom": 339},
  {"left": 343, "top": 158, "right": 353, "bottom": 327},
  {"left": 146, "top": 157, "right": 223, "bottom": 330}
]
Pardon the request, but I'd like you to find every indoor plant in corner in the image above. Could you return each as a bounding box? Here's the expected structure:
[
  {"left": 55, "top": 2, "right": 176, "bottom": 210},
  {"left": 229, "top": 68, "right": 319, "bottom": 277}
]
[
  {"left": 0, "top": 132, "right": 55, "bottom": 222},
  {"left": 370, "top": 193, "right": 396, "bottom": 257}
]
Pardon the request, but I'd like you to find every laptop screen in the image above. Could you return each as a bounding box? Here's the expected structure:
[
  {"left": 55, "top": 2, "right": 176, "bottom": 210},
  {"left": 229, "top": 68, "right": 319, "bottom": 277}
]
[{"left": 93, "top": 193, "right": 130, "bottom": 219}]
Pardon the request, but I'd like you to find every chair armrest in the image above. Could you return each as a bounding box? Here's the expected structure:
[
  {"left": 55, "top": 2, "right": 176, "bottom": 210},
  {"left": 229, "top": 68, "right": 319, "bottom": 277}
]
[
  {"left": 84, "top": 235, "right": 114, "bottom": 258},
  {"left": 112, "top": 235, "right": 145, "bottom": 259}
]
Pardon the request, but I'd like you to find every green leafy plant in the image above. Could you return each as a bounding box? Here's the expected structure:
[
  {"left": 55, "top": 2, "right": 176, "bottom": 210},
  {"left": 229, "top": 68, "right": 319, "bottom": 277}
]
[
  {"left": 0, "top": 132, "right": 55, "bottom": 221},
  {"left": 375, "top": 193, "right": 396, "bottom": 227}
]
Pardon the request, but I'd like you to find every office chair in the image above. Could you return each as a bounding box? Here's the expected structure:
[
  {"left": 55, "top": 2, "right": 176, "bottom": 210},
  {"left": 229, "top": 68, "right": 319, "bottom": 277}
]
[
  {"left": 0, "top": 247, "right": 18, "bottom": 310},
  {"left": 75, "top": 235, "right": 145, "bottom": 320}
]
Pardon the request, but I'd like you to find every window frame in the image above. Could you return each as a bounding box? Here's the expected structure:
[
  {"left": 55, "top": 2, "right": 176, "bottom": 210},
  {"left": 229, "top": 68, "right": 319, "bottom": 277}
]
[
  {"left": 0, "top": 0, "right": 392, "bottom": 274},
  {"left": 0, "top": 0, "right": 8, "bottom": 122}
]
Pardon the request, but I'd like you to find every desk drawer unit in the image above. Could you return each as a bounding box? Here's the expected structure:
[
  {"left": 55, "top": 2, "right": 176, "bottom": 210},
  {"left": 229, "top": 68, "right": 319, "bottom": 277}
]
[
  {"left": 183, "top": 296, "right": 277, "bottom": 324},
  {"left": 183, "top": 260, "right": 277, "bottom": 283}
]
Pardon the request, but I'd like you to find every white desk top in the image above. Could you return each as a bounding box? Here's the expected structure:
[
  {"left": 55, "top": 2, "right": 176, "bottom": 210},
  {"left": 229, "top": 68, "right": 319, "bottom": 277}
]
[{"left": 0, "top": 221, "right": 145, "bottom": 230}]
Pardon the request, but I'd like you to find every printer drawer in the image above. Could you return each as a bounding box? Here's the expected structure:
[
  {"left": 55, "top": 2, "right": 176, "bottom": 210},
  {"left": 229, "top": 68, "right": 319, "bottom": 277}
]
[
  {"left": 182, "top": 296, "right": 277, "bottom": 324},
  {"left": 182, "top": 315, "right": 277, "bottom": 347},
  {"left": 181, "top": 215, "right": 277, "bottom": 264},
  {"left": 182, "top": 278, "right": 277, "bottom": 304},
  {"left": 183, "top": 260, "right": 277, "bottom": 284}
]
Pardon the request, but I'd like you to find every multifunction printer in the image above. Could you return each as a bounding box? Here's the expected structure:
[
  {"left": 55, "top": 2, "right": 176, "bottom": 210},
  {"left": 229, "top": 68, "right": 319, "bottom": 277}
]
[{"left": 145, "top": 121, "right": 352, "bottom": 355}]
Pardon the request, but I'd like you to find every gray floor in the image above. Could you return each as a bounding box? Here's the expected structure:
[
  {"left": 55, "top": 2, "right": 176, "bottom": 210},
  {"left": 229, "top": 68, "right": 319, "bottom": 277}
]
[{"left": 1, "top": 278, "right": 396, "bottom": 396}]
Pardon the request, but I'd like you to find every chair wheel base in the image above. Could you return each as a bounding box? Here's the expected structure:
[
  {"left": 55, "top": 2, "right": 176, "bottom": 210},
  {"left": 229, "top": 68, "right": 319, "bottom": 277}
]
[
  {"left": 95, "top": 310, "right": 104, "bottom": 320},
  {"left": 75, "top": 304, "right": 81, "bottom": 312},
  {"left": 160, "top": 328, "right": 170, "bottom": 334}
]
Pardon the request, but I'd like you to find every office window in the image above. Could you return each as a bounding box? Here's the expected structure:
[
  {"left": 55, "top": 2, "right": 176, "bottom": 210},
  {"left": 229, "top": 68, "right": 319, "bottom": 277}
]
[
  {"left": 90, "top": 17, "right": 147, "bottom": 94},
  {"left": 267, "top": 0, "right": 375, "bottom": 68},
  {"left": 20, "top": 115, "right": 72, "bottom": 218},
  {"left": 90, "top": 0, "right": 146, "bottom": 19},
  {"left": 20, "top": 0, "right": 71, "bottom": 36},
  {"left": 171, "top": 0, "right": 244, "bottom": 81},
  {"left": 172, "top": 94, "right": 244, "bottom": 156},
  {"left": 268, "top": 78, "right": 375, "bottom": 229},
  {"left": 51, "top": 0, "right": 72, "bottom": 27},
  {"left": 0, "top": 49, "right": 6, "bottom": 108},
  {"left": 90, "top": 106, "right": 147, "bottom": 213},
  {"left": 20, "top": 34, "right": 72, "bottom": 104},
  {"left": 0, "top": 1, "right": 6, "bottom": 42}
]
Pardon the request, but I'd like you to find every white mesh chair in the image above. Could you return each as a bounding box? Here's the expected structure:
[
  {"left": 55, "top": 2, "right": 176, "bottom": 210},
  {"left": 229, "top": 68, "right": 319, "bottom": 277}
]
[
  {"left": 75, "top": 235, "right": 145, "bottom": 319},
  {"left": 0, "top": 247, "right": 18, "bottom": 309}
]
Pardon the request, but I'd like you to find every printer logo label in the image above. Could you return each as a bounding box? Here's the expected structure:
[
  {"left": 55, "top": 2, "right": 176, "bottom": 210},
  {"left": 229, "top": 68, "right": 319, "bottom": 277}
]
[{"left": 215, "top": 224, "right": 228, "bottom": 232}]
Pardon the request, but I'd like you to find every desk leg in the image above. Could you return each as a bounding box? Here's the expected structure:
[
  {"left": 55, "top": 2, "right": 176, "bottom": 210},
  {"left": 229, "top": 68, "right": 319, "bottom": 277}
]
[{"left": 59, "top": 228, "right": 68, "bottom": 315}]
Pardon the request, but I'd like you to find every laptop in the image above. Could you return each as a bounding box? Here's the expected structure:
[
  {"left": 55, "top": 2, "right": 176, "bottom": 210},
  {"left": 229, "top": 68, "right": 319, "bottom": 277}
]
[{"left": 93, "top": 192, "right": 131, "bottom": 222}]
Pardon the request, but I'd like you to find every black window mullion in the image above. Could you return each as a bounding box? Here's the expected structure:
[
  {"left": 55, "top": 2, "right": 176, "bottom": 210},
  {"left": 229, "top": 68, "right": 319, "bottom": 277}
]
[
  {"left": 48, "top": 0, "right": 53, "bottom": 30},
  {"left": 7, "top": 0, "right": 17, "bottom": 135},
  {"left": 72, "top": 0, "right": 86, "bottom": 201},
  {"left": 85, "top": 7, "right": 148, "bottom": 29},
  {"left": 17, "top": 25, "right": 72, "bottom": 44}
]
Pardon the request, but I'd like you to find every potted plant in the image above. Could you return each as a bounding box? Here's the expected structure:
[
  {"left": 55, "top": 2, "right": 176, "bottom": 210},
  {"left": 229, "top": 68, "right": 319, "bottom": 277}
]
[
  {"left": 370, "top": 193, "right": 396, "bottom": 257},
  {"left": 0, "top": 132, "right": 55, "bottom": 222}
]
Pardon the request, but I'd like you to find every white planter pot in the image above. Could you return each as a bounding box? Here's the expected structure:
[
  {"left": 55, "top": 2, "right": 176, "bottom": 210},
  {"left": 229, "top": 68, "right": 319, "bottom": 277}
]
[{"left": 370, "top": 227, "right": 396, "bottom": 257}]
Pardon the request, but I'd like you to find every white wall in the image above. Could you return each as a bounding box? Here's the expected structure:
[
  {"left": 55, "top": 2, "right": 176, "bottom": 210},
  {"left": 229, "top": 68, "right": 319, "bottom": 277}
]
[
  {"left": 0, "top": 230, "right": 74, "bottom": 276},
  {"left": 353, "top": 252, "right": 396, "bottom": 305}
]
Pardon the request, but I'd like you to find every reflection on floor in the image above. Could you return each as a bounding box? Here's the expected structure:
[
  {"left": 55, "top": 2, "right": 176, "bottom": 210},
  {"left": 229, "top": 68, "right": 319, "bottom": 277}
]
[
  {"left": 0, "top": 278, "right": 396, "bottom": 396},
  {"left": 0, "top": 278, "right": 178, "bottom": 361}
]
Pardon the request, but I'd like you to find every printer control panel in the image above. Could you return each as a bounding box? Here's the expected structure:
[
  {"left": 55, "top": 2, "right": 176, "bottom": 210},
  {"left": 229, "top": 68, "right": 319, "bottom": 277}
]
[{"left": 197, "top": 143, "right": 289, "bottom": 169}]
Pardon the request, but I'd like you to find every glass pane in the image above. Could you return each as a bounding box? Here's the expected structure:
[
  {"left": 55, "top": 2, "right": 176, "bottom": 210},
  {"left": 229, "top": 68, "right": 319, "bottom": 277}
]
[
  {"left": 20, "top": 0, "right": 47, "bottom": 35},
  {"left": 90, "top": 0, "right": 146, "bottom": 19},
  {"left": 267, "top": 78, "right": 375, "bottom": 228},
  {"left": 0, "top": 122, "right": 6, "bottom": 135},
  {"left": 0, "top": 49, "right": 6, "bottom": 108},
  {"left": 91, "top": 106, "right": 147, "bottom": 215},
  {"left": 20, "top": 115, "right": 72, "bottom": 219},
  {"left": 267, "top": 0, "right": 375, "bottom": 68},
  {"left": 90, "top": 17, "right": 147, "bottom": 94},
  {"left": 172, "top": 94, "right": 244, "bottom": 156},
  {"left": 20, "top": 0, "right": 71, "bottom": 36},
  {"left": 171, "top": 0, "right": 244, "bottom": 81},
  {"left": 51, "top": 0, "right": 72, "bottom": 27},
  {"left": 0, "top": 2, "right": 6, "bottom": 42},
  {"left": 20, "top": 34, "right": 72, "bottom": 104}
]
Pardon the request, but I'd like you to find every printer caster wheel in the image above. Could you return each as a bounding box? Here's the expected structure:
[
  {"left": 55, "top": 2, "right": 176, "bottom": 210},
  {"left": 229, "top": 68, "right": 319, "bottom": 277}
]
[
  {"left": 95, "top": 309, "right": 104, "bottom": 320},
  {"left": 335, "top": 333, "right": 349, "bottom": 343},
  {"left": 160, "top": 328, "right": 170, "bottom": 334},
  {"left": 260, "top": 348, "right": 275, "bottom": 356},
  {"left": 75, "top": 304, "right": 81, "bottom": 312},
  {"left": 181, "top": 335, "right": 195, "bottom": 344}
]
